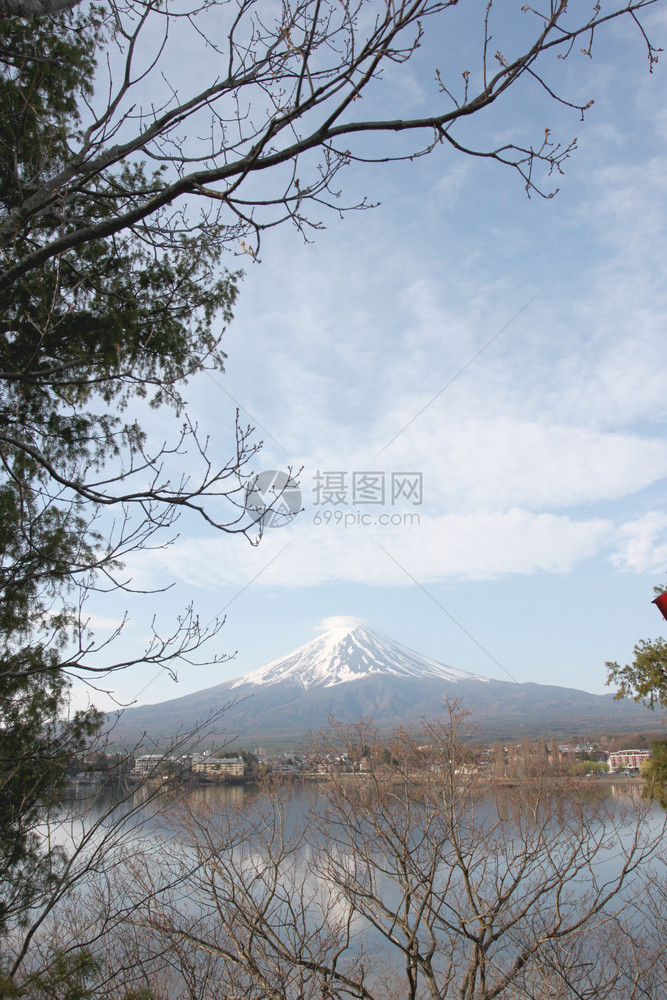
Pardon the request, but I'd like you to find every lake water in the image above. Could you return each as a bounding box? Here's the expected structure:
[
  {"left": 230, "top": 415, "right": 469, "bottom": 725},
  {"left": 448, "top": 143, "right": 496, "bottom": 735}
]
[{"left": 42, "top": 777, "right": 667, "bottom": 999}]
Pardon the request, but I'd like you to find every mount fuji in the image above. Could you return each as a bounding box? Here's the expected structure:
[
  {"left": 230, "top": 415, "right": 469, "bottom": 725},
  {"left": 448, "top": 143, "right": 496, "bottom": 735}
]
[
  {"left": 108, "top": 622, "right": 658, "bottom": 747},
  {"left": 232, "top": 623, "right": 488, "bottom": 690}
]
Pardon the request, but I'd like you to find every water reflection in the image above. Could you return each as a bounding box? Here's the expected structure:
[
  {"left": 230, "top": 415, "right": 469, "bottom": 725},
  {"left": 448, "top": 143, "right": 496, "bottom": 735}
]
[
  {"left": 59, "top": 776, "right": 663, "bottom": 846},
  {"left": 185, "top": 781, "right": 247, "bottom": 808},
  {"left": 26, "top": 775, "right": 667, "bottom": 1000}
]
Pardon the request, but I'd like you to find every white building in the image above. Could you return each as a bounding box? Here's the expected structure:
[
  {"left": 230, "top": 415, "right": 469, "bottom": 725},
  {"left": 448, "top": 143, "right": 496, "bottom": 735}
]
[
  {"left": 192, "top": 755, "right": 245, "bottom": 778},
  {"left": 133, "top": 754, "right": 165, "bottom": 774},
  {"left": 608, "top": 749, "right": 651, "bottom": 772}
]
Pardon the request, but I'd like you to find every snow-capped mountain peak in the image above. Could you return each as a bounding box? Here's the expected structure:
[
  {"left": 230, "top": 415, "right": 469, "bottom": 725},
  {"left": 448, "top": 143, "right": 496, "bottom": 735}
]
[{"left": 231, "top": 623, "right": 489, "bottom": 690}]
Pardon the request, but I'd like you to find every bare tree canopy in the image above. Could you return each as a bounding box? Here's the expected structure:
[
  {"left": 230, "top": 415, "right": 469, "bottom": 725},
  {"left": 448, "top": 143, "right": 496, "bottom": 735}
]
[
  {"left": 24, "top": 709, "right": 664, "bottom": 1000},
  {"left": 1, "top": 0, "right": 662, "bottom": 291}
]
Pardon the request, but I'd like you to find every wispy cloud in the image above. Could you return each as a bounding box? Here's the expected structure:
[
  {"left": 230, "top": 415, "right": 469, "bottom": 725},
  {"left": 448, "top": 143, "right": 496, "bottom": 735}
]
[
  {"left": 611, "top": 512, "right": 667, "bottom": 575},
  {"left": 315, "top": 615, "right": 368, "bottom": 633},
  {"left": 157, "top": 48, "right": 667, "bottom": 602},
  {"left": 136, "top": 508, "right": 613, "bottom": 589}
]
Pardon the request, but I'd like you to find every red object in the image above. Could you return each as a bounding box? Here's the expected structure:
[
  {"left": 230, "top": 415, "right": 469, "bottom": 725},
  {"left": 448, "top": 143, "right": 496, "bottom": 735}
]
[{"left": 652, "top": 592, "right": 667, "bottom": 623}]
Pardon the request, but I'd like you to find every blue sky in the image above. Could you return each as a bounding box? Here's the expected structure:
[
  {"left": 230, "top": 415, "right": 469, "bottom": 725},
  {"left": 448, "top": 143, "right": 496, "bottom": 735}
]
[{"left": 72, "top": 2, "right": 667, "bottom": 716}]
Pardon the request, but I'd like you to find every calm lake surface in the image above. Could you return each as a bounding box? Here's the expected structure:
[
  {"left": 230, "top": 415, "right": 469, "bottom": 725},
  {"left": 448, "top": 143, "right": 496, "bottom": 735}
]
[
  {"left": 47, "top": 776, "right": 667, "bottom": 999},
  {"left": 62, "top": 775, "right": 667, "bottom": 877}
]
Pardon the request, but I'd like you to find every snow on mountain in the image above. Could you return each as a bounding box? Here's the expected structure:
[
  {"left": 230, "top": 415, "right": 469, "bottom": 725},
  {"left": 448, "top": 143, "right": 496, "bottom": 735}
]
[{"left": 232, "top": 623, "right": 490, "bottom": 690}]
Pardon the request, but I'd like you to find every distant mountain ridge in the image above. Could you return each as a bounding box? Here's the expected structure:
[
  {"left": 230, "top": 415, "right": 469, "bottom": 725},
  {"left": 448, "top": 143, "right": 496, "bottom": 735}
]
[{"left": 107, "top": 622, "right": 660, "bottom": 747}]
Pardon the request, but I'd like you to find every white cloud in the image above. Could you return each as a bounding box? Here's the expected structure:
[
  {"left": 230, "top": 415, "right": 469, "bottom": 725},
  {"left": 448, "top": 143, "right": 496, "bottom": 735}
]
[
  {"left": 136, "top": 49, "right": 667, "bottom": 605},
  {"left": 138, "top": 508, "right": 613, "bottom": 589},
  {"left": 315, "top": 615, "right": 367, "bottom": 633},
  {"left": 434, "top": 161, "right": 473, "bottom": 203},
  {"left": 611, "top": 512, "right": 667, "bottom": 574},
  {"left": 377, "top": 419, "right": 667, "bottom": 512},
  {"left": 80, "top": 614, "right": 126, "bottom": 631},
  {"left": 287, "top": 416, "right": 667, "bottom": 520}
]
